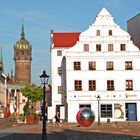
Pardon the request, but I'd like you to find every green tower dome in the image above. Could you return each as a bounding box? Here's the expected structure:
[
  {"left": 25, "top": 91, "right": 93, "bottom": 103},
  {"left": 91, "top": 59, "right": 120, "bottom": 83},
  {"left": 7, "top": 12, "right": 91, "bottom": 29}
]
[{"left": 14, "top": 20, "right": 32, "bottom": 49}]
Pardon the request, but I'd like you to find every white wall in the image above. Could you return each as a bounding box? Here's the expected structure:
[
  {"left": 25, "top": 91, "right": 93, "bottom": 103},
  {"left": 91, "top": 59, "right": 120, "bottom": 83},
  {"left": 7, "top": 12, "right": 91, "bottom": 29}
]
[{"left": 51, "top": 8, "right": 140, "bottom": 122}]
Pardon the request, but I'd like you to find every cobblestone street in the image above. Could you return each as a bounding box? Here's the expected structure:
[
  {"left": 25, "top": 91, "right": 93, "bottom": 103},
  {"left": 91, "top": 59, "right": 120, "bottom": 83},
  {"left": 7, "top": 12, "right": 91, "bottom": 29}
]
[{"left": 0, "top": 122, "right": 140, "bottom": 140}]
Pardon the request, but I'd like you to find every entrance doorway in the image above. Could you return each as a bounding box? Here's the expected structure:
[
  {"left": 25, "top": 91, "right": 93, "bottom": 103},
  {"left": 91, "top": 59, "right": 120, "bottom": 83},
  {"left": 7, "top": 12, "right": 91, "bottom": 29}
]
[
  {"left": 56, "top": 105, "right": 64, "bottom": 118},
  {"left": 125, "top": 103, "right": 137, "bottom": 121}
]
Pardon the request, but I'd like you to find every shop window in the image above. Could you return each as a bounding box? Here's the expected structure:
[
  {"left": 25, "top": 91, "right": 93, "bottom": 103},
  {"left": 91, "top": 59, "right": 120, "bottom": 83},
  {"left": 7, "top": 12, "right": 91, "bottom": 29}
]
[
  {"left": 101, "top": 104, "right": 112, "bottom": 118},
  {"left": 79, "top": 104, "right": 91, "bottom": 109}
]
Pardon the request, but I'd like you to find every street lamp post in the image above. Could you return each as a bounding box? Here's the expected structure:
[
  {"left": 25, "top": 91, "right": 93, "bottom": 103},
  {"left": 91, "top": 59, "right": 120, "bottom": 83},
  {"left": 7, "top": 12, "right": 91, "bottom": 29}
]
[
  {"left": 97, "top": 95, "right": 101, "bottom": 125},
  {"left": 40, "top": 70, "right": 49, "bottom": 140}
]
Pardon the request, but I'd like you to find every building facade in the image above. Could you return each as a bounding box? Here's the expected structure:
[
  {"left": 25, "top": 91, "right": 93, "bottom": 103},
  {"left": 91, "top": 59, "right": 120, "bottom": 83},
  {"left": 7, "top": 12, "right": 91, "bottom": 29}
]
[
  {"left": 0, "top": 49, "right": 8, "bottom": 118},
  {"left": 127, "top": 13, "right": 140, "bottom": 49},
  {"left": 50, "top": 8, "right": 140, "bottom": 123},
  {"left": 6, "top": 84, "right": 26, "bottom": 114},
  {"left": 14, "top": 21, "right": 32, "bottom": 84},
  {"left": 0, "top": 72, "right": 7, "bottom": 118},
  {"left": 0, "top": 73, "right": 7, "bottom": 106}
]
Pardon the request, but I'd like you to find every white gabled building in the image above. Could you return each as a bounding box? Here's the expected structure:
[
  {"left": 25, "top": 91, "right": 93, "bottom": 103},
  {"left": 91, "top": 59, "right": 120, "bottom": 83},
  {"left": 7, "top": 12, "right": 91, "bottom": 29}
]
[{"left": 50, "top": 8, "right": 140, "bottom": 123}]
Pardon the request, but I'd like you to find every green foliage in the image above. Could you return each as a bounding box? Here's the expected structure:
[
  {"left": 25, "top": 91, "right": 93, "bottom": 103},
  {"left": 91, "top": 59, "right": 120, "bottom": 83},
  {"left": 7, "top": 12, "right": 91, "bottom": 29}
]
[
  {"left": 21, "top": 84, "right": 43, "bottom": 115},
  {"left": 23, "top": 100, "right": 31, "bottom": 115},
  {"left": 9, "top": 114, "right": 16, "bottom": 123},
  {"left": 21, "top": 84, "right": 43, "bottom": 102},
  {"left": 18, "top": 114, "right": 25, "bottom": 122}
]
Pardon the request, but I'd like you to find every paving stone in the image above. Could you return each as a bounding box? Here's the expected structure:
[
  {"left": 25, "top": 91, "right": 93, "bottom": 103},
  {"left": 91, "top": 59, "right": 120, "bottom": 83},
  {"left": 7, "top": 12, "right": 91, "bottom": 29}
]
[{"left": 0, "top": 122, "right": 140, "bottom": 140}]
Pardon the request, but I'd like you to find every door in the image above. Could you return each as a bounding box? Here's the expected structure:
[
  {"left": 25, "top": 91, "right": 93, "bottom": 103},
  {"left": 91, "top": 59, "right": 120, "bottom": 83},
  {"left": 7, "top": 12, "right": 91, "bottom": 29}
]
[
  {"left": 56, "top": 105, "right": 64, "bottom": 118},
  {"left": 126, "top": 103, "right": 137, "bottom": 121}
]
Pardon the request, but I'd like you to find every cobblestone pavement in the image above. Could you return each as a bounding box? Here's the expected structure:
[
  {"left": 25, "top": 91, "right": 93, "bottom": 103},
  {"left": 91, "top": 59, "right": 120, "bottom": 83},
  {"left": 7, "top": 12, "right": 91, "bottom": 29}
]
[{"left": 0, "top": 122, "right": 140, "bottom": 140}]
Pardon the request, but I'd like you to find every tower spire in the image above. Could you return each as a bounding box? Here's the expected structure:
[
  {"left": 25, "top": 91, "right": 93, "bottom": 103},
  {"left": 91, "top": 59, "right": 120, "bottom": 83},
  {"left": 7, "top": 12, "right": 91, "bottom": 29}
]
[
  {"left": 21, "top": 18, "right": 25, "bottom": 39},
  {"left": 11, "top": 69, "right": 13, "bottom": 79}
]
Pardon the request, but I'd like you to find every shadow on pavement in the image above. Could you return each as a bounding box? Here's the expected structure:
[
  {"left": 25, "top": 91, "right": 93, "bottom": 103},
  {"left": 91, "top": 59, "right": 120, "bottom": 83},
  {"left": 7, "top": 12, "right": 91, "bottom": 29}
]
[{"left": 0, "top": 128, "right": 140, "bottom": 140}]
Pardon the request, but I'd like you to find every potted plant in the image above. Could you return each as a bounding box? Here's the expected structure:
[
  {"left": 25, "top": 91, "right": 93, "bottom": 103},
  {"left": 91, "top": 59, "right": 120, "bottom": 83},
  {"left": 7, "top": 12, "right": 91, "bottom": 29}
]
[
  {"left": 9, "top": 114, "right": 16, "bottom": 125},
  {"left": 25, "top": 113, "right": 39, "bottom": 124},
  {"left": 21, "top": 84, "right": 42, "bottom": 124},
  {"left": 18, "top": 114, "right": 25, "bottom": 123}
]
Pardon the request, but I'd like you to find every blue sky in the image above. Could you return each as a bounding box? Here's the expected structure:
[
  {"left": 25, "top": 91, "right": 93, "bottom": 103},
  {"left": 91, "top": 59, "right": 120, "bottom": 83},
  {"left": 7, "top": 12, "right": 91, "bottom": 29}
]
[{"left": 0, "top": 0, "right": 140, "bottom": 85}]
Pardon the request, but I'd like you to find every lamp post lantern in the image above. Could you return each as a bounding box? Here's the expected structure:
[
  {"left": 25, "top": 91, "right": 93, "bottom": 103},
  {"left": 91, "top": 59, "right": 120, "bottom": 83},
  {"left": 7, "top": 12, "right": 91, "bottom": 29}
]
[
  {"left": 97, "top": 95, "right": 101, "bottom": 125},
  {"left": 40, "top": 70, "right": 49, "bottom": 140}
]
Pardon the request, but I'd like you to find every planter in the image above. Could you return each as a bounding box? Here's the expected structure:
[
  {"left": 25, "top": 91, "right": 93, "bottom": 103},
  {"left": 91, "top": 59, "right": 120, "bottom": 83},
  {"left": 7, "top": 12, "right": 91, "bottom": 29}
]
[{"left": 26, "top": 115, "right": 38, "bottom": 124}]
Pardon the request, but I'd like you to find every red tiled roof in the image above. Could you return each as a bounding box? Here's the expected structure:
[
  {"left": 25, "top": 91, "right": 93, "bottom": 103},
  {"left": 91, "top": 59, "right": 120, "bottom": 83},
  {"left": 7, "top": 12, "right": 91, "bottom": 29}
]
[
  {"left": 7, "top": 79, "right": 15, "bottom": 84},
  {"left": 7, "top": 77, "right": 15, "bottom": 85},
  {"left": 52, "top": 32, "right": 80, "bottom": 48}
]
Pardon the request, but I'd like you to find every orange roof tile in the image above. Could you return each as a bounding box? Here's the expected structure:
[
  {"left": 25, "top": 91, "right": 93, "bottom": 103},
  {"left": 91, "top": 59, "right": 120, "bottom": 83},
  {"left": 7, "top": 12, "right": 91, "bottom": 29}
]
[{"left": 52, "top": 32, "right": 80, "bottom": 48}]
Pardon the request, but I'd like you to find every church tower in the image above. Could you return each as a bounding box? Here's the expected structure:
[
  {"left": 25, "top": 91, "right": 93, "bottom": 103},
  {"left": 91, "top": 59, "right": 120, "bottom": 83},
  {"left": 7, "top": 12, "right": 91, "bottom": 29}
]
[{"left": 14, "top": 20, "right": 32, "bottom": 84}]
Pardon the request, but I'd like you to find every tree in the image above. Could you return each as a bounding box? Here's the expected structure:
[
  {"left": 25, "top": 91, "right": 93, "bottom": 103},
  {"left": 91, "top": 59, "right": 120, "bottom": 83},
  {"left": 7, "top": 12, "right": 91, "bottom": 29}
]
[{"left": 21, "top": 84, "right": 43, "bottom": 115}]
